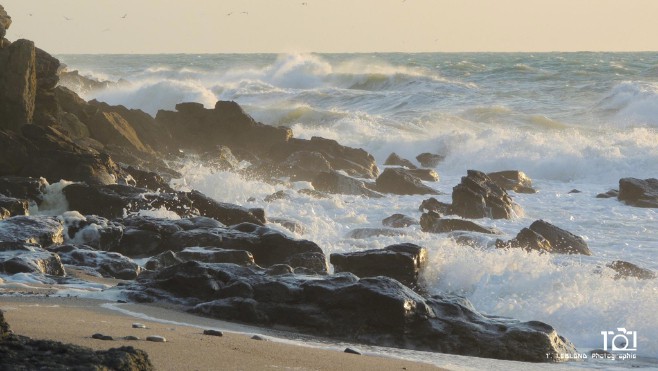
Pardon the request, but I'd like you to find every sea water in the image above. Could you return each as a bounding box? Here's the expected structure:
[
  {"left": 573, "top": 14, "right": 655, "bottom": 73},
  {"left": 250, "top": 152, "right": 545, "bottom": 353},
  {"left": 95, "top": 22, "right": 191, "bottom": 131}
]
[{"left": 7, "top": 52, "right": 658, "bottom": 368}]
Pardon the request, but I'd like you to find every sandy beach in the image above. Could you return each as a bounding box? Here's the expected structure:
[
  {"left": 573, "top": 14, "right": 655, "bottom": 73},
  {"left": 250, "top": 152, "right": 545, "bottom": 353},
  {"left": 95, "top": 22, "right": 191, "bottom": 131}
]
[{"left": 1, "top": 296, "right": 445, "bottom": 371}]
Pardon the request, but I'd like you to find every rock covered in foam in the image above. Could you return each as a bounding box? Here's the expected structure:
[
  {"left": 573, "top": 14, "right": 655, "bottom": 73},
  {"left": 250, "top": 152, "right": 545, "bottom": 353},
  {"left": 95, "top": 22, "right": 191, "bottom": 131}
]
[
  {"left": 126, "top": 261, "right": 577, "bottom": 362},
  {"left": 0, "top": 242, "right": 65, "bottom": 276},
  {"left": 48, "top": 244, "right": 142, "bottom": 279},
  {"left": 0, "top": 215, "right": 63, "bottom": 246},
  {"left": 0, "top": 195, "right": 28, "bottom": 217},
  {"left": 60, "top": 211, "right": 124, "bottom": 250}
]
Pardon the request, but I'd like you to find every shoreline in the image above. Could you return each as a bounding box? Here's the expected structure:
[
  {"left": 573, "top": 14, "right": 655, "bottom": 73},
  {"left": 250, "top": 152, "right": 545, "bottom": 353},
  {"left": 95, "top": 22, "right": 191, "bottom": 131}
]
[{"left": 1, "top": 295, "right": 446, "bottom": 371}]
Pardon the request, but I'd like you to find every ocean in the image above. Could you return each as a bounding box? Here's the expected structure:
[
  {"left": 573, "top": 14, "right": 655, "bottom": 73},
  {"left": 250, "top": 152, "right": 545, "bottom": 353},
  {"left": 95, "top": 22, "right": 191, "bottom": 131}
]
[{"left": 28, "top": 52, "right": 658, "bottom": 368}]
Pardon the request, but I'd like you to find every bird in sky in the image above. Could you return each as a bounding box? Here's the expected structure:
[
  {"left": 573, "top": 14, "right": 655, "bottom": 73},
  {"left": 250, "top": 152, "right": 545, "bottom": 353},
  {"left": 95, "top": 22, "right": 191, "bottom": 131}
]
[
  {"left": 121, "top": 13, "right": 127, "bottom": 19},
  {"left": 240, "top": 11, "right": 249, "bottom": 15},
  {"left": 63, "top": 16, "right": 72, "bottom": 21},
  {"left": 227, "top": 12, "right": 233, "bottom": 16}
]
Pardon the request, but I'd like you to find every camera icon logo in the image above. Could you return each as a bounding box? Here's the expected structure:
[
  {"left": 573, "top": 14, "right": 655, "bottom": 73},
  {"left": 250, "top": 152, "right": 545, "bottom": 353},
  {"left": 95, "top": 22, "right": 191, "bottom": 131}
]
[{"left": 601, "top": 328, "right": 637, "bottom": 352}]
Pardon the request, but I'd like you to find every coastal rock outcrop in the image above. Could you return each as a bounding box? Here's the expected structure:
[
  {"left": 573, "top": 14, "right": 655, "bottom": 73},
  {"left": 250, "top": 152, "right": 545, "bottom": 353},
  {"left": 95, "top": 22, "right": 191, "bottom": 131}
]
[
  {"left": 373, "top": 168, "right": 439, "bottom": 195},
  {"left": 618, "top": 177, "right": 658, "bottom": 208},
  {"left": 487, "top": 170, "right": 536, "bottom": 194},
  {"left": 48, "top": 244, "right": 141, "bottom": 279},
  {"left": 0, "top": 215, "right": 64, "bottom": 247},
  {"left": 0, "top": 242, "right": 65, "bottom": 276},
  {"left": 312, "top": 171, "right": 383, "bottom": 198},
  {"left": 384, "top": 153, "right": 416, "bottom": 169},
  {"left": 496, "top": 220, "right": 591, "bottom": 255},
  {"left": 451, "top": 170, "right": 521, "bottom": 219},
  {"left": 420, "top": 212, "right": 500, "bottom": 235},
  {"left": 415, "top": 152, "right": 444, "bottom": 168},
  {"left": 126, "top": 261, "right": 577, "bottom": 362},
  {"left": 382, "top": 214, "right": 419, "bottom": 228},
  {"left": 0, "top": 39, "right": 36, "bottom": 131}
]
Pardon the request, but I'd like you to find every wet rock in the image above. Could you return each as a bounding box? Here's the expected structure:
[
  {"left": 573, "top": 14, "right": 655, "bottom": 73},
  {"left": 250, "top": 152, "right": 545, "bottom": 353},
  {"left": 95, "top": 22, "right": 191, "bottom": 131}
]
[
  {"left": 606, "top": 260, "right": 655, "bottom": 280},
  {"left": 251, "top": 335, "right": 266, "bottom": 341},
  {"left": 284, "top": 252, "right": 328, "bottom": 275},
  {"left": 87, "top": 110, "right": 151, "bottom": 154},
  {"left": 0, "top": 242, "right": 65, "bottom": 276},
  {"left": 495, "top": 228, "right": 552, "bottom": 253},
  {"left": 568, "top": 189, "right": 581, "bottom": 194},
  {"left": 0, "top": 215, "right": 63, "bottom": 246},
  {"left": 298, "top": 188, "right": 330, "bottom": 199},
  {"left": 596, "top": 189, "right": 618, "bottom": 199},
  {"left": 312, "top": 171, "right": 383, "bottom": 198},
  {"left": 200, "top": 145, "right": 240, "bottom": 170},
  {"left": 279, "top": 151, "right": 333, "bottom": 181},
  {"left": 0, "top": 195, "right": 28, "bottom": 217},
  {"left": 123, "top": 335, "right": 140, "bottom": 341},
  {"left": 92, "top": 333, "right": 114, "bottom": 341},
  {"left": 416, "top": 152, "right": 444, "bottom": 168},
  {"left": 269, "top": 217, "right": 305, "bottom": 235},
  {"left": 187, "top": 190, "right": 265, "bottom": 226},
  {"left": 264, "top": 190, "right": 290, "bottom": 203},
  {"left": 123, "top": 166, "right": 174, "bottom": 193},
  {"left": 618, "top": 177, "right": 658, "bottom": 208},
  {"left": 129, "top": 262, "right": 575, "bottom": 362},
  {"left": 0, "top": 176, "right": 47, "bottom": 204},
  {"left": 418, "top": 197, "right": 451, "bottom": 215},
  {"left": 487, "top": 170, "right": 536, "bottom": 194},
  {"left": 146, "top": 335, "right": 166, "bottom": 343},
  {"left": 0, "top": 131, "right": 30, "bottom": 175},
  {"left": 374, "top": 168, "right": 439, "bottom": 195},
  {"left": 48, "top": 244, "right": 142, "bottom": 280},
  {"left": 117, "top": 229, "right": 164, "bottom": 257},
  {"left": 203, "top": 329, "right": 223, "bottom": 337},
  {"left": 527, "top": 220, "right": 591, "bottom": 255},
  {"left": 345, "top": 228, "right": 406, "bottom": 239},
  {"left": 330, "top": 243, "right": 427, "bottom": 288},
  {"left": 384, "top": 153, "right": 416, "bottom": 169},
  {"left": 177, "top": 246, "right": 255, "bottom": 266},
  {"left": 406, "top": 168, "right": 439, "bottom": 182},
  {"left": 420, "top": 212, "right": 500, "bottom": 235},
  {"left": 382, "top": 214, "right": 419, "bottom": 228},
  {"left": 60, "top": 212, "right": 124, "bottom": 251},
  {"left": 144, "top": 250, "right": 183, "bottom": 270},
  {"left": 451, "top": 170, "right": 521, "bottom": 219}
]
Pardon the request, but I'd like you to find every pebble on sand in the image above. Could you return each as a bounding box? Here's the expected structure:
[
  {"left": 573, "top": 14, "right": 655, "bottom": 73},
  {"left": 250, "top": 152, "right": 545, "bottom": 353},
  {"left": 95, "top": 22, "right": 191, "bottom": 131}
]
[
  {"left": 146, "top": 335, "right": 167, "bottom": 342},
  {"left": 251, "top": 335, "right": 267, "bottom": 341},
  {"left": 203, "top": 329, "right": 224, "bottom": 337},
  {"left": 123, "top": 335, "right": 140, "bottom": 341},
  {"left": 132, "top": 323, "right": 147, "bottom": 329},
  {"left": 91, "top": 333, "right": 113, "bottom": 341}
]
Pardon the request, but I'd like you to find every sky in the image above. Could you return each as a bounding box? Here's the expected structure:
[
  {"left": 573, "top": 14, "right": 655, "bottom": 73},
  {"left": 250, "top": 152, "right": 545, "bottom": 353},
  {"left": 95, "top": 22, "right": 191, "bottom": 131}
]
[{"left": 2, "top": 0, "right": 658, "bottom": 54}]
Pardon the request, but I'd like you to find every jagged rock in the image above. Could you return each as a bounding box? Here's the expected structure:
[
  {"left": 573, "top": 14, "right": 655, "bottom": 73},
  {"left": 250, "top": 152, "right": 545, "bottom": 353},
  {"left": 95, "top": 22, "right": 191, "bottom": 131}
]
[
  {"left": 0, "top": 130, "right": 31, "bottom": 175},
  {"left": 87, "top": 110, "right": 151, "bottom": 154},
  {"left": 618, "top": 177, "right": 658, "bottom": 208},
  {"left": 451, "top": 170, "right": 521, "bottom": 219},
  {"left": 526, "top": 220, "right": 591, "bottom": 255},
  {"left": 144, "top": 250, "right": 183, "bottom": 270},
  {"left": 199, "top": 145, "right": 240, "bottom": 170},
  {"left": 345, "top": 228, "right": 406, "bottom": 239},
  {"left": 48, "top": 244, "right": 141, "bottom": 279},
  {"left": 0, "top": 215, "right": 63, "bottom": 246},
  {"left": 268, "top": 217, "right": 305, "bottom": 235},
  {"left": 0, "top": 195, "right": 28, "bottom": 217},
  {"left": 406, "top": 168, "right": 439, "bottom": 182},
  {"left": 568, "top": 189, "right": 581, "bottom": 194},
  {"left": 279, "top": 151, "right": 333, "bottom": 181},
  {"left": 122, "top": 166, "right": 174, "bottom": 192},
  {"left": 374, "top": 168, "right": 439, "bottom": 195},
  {"left": 418, "top": 197, "right": 451, "bottom": 214},
  {"left": 177, "top": 246, "right": 255, "bottom": 266},
  {"left": 127, "top": 262, "right": 576, "bottom": 362},
  {"left": 420, "top": 212, "right": 500, "bottom": 235},
  {"left": 60, "top": 212, "right": 124, "bottom": 251},
  {"left": 384, "top": 153, "right": 416, "bottom": 169},
  {"left": 33, "top": 47, "right": 60, "bottom": 125},
  {"left": 0, "top": 39, "right": 36, "bottom": 130},
  {"left": 312, "top": 171, "right": 383, "bottom": 198},
  {"left": 416, "top": 152, "right": 444, "bottom": 168},
  {"left": 487, "top": 170, "right": 536, "bottom": 194},
  {"left": 330, "top": 243, "right": 426, "bottom": 288},
  {"left": 606, "top": 260, "right": 655, "bottom": 280},
  {"left": 58, "top": 69, "right": 114, "bottom": 94},
  {"left": 0, "top": 176, "right": 46, "bottom": 203},
  {"left": 382, "top": 214, "right": 419, "bottom": 228},
  {"left": 187, "top": 190, "right": 265, "bottom": 226},
  {"left": 63, "top": 183, "right": 196, "bottom": 219},
  {"left": 0, "top": 242, "right": 65, "bottom": 276},
  {"left": 495, "top": 228, "right": 552, "bottom": 253},
  {"left": 284, "top": 252, "right": 328, "bottom": 275},
  {"left": 596, "top": 189, "right": 618, "bottom": 199}
]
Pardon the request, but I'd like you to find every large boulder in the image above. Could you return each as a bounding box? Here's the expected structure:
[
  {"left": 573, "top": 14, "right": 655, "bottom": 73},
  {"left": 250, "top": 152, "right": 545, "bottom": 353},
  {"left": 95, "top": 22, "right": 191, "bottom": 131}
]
[
  {"left": 187, "top": 190, "right": 265, "bottom": 226},
  {"left": 415, "top": 152, "right": 444, "bottom": 168},
  {"left": 495, "top": 228, "right": 552, "bottom": 253},
  {"left": 0, "top": 215, "right": 63, "bottom": 247},
  {"left": 177, "top": 246, "right": 255, "bottom": 266},
  {"left": 374, "top": 167, "right": 439, "bottom": 195},
  {"left": 0, "top": 242, "right": 65, "bottom": 276},
  {"left": 606, "top": 260, "right": 656, "bottom": 280},
  {"left": 384, "top": 153, "right": 416, "bottom": 169},
  {"left": 330, "top": 243, "right": 427, "bottom": 288},
  {"left": 420, "top": 212, "right": 500, "bottom": 235},
  {"left": 497, "top": 220, "right": 591, "bottom": 255},
  {"left": 451, "top": 170, "right": 521, "bottom": 219},
  {"left": 618, "top": 177, "right": 658, "bottom": 208},
  {"left": 127, "top": 262, "right": 577, "bottom": 362},
  {"left": 0, "top": 39, "right": 36, "bottom": 130},
  {"left": 312, "top": 171, "right": 383, "bottom": 198},
  {"left": 278, "top": 151, "right": 333, "bottom": 181},
  {"left": 487, "top": 170, "right": 536, "bottom": 194},
  {"left": 48, "top": 244, "right": 141, "bottom": 280},
  {"left": 86, "top": 110, "right": 151, "bottom": 154}
]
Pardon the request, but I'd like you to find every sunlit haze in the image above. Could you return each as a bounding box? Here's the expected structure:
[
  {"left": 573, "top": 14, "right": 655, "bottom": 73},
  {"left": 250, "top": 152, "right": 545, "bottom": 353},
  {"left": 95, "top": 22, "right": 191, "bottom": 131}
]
[{"left": 2, "top": 0, "right": 658, "bottom": 53}]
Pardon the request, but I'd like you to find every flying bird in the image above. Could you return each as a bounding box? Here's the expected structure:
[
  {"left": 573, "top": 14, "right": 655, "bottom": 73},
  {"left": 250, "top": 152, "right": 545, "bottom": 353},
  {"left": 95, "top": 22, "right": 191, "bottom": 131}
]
[
  {"left": 121, "top": 13, "right": 127, "bottom": 19},
  {"left": 63, "top": 16, "right": 72, "bottom": 21},
  {"left": 227, "top": 12, "right": 233, "bottom": 16},
  {"left": 240, "top": 11, "right": 249, "bottom": 15}
]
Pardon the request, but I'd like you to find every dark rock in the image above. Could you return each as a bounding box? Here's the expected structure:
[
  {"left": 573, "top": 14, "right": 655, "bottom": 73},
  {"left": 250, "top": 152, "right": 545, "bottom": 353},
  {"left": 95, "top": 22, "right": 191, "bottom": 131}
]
[
  {"left": 269, "top": 217, "right": 306, "bottom": 235},
  {"left": 61, "top": 212, "right": 124, "bottom": 251},
  {"left": 606, "top": 260, "right": 655, "bottom": 280},
  {"left": 187, "top": 190, "right": 265, "bottom": 225},
  {"left": 203, "top": 329, "right": 224, "bottom": 337},
  {"left": 251, "top": 335, "right": 267, "bottom": 341},
  {"left": 384, "top": 153, "right": 416, "bottom": 169},
  {"left": 420, "top": 212, "right": 500, "bottom": 235},
  {"left": 58, "top": 69, "right": 114, "bottom": 95},
  {"left": 177, "top": 247, "right": 255, "bottom": 266},
  {"left": 487, "top": 170, "right": 536, "bottom": 194},
  {"left": 123, "top": 166, "right": 174, "bottom": 193},
  {"left": 495, "top": 228, "right": 552, "bottom": 253},
  {"left": 0, "top": 176, "right": 46, "bottom": 203},
  {"left": 374, "top": 168, "right": 439, "bottom": 195},
  {"left": 312, "top": 171, "right": 383, "bottom": 198},
  {"left": 298, "top": 188, "right": 330, "bottom": 199},
  {"left": 618, "top": 177, "right": 658, "bottom": 208},
  {"left": 418, "top": 197, "right": 451, "bottom": 215},
  {"left": 128, "top": 262, "right": 575, "bottom": 362},
  {"left": 345, "top": 228, "right": 406, "bottom": 239},
  {"left": 0, "top": 195, "right": 28, "bottom": 217},
  {"left": 330, "top": 243, "right": 427, "bottom": 288},
  {"left": 0, "top": 242, "right": 65, "bottom": 276},
  {"left": 87, "top": 110, "right": 151, "bottom": 154},
  {"left": 568, "top": 189, "right": 581, "bottom": 194},
  {"left": 416, "top": 152, "right": 444, "bottom": 168},
  {"left": 0, "top": 130, "right": 30, "bottom": 175},
  {"left": 144, "top": 250, "right": 183, "bottom": 270},
  {"left": 0, "top": 39, "right": 36, "bottom": 130},
  {"left": 117, "top": 229, "right": 164, "bottom": 257},
  {"left": 92, "top": 333, "right": 114, "bottom": 341},
  {"left": 0, "top": 215, "right": 63, "bottom": 246},
  {"left": 264, "top": 264, "right": 295, "bottom": 276},
  {"left": 284, "top": 252, "right": 328, "bottom": 274},
  {"left": 279, "top": 151, "right": 333, "bottom": 181},
  {"left": 382, "top": 214, "right": 419, "bottom": 228},
  {"left": 406, "top": 168, "right": 439, "bottom": 182},
  {"left": 344, "top": 347, "right": 362, "bottom": 355},
  {"left": 124, "top": 336, "right": 140, "bottom": 341},
  {"left": 528, "top": 220, "right": 591, "bottom": 255},
  {"left": 596, "top": 189, "right": 618, "bottom": 199},
  {"left": 451, "top": 170, "right": 521, "bottom": 219},
  {"left": 48, "top": 244, "right": 142, "bottom": 280}
]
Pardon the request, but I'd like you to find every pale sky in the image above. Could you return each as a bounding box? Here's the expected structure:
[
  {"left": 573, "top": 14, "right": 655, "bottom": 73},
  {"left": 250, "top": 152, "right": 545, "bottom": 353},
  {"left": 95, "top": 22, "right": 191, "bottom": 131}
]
[{"left": 2, "top": 0, "right": 657, "bottom": 53}]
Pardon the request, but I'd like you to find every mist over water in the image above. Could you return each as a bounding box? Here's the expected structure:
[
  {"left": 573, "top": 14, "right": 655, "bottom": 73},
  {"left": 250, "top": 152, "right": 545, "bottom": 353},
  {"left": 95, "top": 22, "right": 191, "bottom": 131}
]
[{"left": 57, "top": 52, "right": 658, "bottom": 361}]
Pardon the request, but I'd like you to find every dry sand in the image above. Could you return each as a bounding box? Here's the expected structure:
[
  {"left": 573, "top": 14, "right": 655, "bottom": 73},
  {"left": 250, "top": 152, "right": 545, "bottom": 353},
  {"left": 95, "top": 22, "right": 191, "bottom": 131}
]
[{"left": 1, "top": 296, "right": 446, "bottom": 371}]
